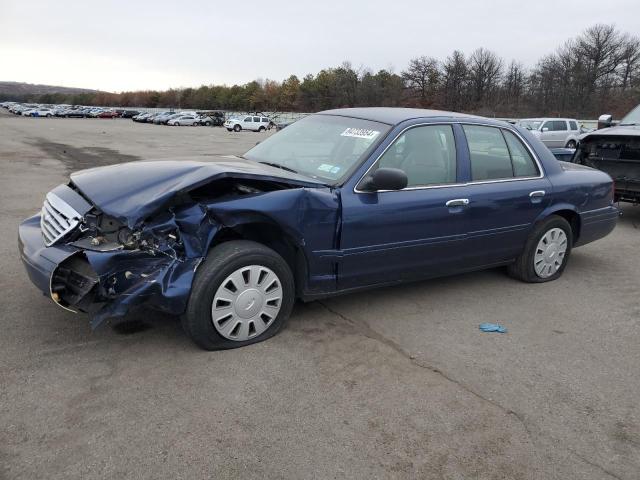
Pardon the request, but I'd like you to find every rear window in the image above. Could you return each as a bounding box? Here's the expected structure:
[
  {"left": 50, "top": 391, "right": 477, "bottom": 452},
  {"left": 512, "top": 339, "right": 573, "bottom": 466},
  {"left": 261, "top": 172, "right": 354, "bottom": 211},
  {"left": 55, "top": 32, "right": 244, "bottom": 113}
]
[
  {"left": 464, "top": 125, "right": 513, "bottom": 181},
  {"left": 464, "top": 125, "right": 539, "bottom": 180}
]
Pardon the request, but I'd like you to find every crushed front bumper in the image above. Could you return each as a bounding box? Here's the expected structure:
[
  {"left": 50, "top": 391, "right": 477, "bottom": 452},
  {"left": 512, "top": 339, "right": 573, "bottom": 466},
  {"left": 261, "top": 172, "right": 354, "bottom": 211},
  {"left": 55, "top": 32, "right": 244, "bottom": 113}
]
[
  {"left": 19, "top": 214, "right": 202, "bottom": 327},
  {"left": 19, "top": 214, "right": 79, "bottom": 306}
]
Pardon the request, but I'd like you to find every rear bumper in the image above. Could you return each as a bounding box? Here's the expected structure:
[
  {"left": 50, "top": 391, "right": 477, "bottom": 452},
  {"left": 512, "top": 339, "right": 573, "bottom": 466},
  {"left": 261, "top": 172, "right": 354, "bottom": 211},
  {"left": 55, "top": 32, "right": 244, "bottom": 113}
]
[{"left": 575, "top": 205, "right": 619, "bottom": 247}]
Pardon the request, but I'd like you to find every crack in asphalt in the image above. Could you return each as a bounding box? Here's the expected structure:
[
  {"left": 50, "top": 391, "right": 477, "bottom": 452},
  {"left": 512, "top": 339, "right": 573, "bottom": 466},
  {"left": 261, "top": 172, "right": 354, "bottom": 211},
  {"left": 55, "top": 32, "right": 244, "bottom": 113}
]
[
  {"left": 315, "top": 300, "right": 543, "bottom": 465},
  {"left": 569, "top": 449, "right": 625, "bottom": 480},
  {"left": 317, "top": 300, "right": 633, "bottom": 480}
]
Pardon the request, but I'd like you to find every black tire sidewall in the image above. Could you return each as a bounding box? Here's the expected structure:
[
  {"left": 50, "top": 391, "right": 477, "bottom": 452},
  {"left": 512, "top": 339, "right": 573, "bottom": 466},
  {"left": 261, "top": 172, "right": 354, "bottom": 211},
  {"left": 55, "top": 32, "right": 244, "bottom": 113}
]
[
  {"left": 183, "top": 241, "right": 295, "bottom": 350},
  {"left": 523, "top": 216, "right": 573, "bottom": 282}
]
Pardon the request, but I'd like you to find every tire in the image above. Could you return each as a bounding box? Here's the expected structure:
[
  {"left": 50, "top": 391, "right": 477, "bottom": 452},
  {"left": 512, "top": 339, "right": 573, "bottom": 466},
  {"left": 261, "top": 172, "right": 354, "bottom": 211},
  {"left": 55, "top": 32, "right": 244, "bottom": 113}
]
[
  {"left": 226, "top": 128, "right": 233, "bottom": 132},
  {"left": 204, "top": 121, "right": 212, "bottom": 126},
  {"left": 258, "top": 126, "right": 266, "bottom": 132},
  {"left": 182, "top": 240, "right": 295, "bottom": 350},
  {"left": 507, "top": 215, "right": 573, "bottom": 283},
  {"left": 174, "top": 122, "right": 180, "bottom": 126},
  {"left": 233, "top": 124, "right": 241, "bottom": 132},
  {"left": 566, "top": 140, "right": 577, "bottom": 149},
  {"left": 46, "top": 114, "right": 52, "bottom": 117}
]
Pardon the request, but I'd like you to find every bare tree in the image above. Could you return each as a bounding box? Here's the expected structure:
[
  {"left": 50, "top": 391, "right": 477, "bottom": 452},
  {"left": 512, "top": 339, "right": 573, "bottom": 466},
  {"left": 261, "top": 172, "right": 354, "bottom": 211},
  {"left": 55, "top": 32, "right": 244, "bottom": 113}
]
[
  {"left": 442, "top": 50, "right": 468, "bottom": 111},
  {"left": 619, "top": 34, "right": 640, "bottom": 91},
  {"left": 402, "top": 56, "right": 441, "bottom": 106},
  {"left": 468, "top": 48, "right": 503, "bottom": 108}
]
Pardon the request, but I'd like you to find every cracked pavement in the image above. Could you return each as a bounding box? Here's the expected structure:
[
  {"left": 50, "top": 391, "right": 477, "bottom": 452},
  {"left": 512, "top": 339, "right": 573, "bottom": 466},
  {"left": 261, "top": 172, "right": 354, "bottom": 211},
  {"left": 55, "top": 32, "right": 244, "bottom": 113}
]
[{"left": 1, "top": 111, "right": 639, "bottom": 479}]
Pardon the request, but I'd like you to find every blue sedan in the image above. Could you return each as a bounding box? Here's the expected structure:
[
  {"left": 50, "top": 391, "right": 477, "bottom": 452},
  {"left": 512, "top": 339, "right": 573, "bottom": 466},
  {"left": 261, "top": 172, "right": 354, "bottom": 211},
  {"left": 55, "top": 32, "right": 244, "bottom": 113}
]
[{"left": 18, "top": 108, "right": 618, "bottom": 350}]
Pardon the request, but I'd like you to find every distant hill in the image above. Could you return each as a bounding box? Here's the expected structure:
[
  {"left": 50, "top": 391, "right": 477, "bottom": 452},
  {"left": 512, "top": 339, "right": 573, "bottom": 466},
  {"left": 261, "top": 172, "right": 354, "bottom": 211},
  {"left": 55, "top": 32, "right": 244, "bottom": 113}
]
[{"left": 0, "top": 81, "right": 102, "bottom": 100}]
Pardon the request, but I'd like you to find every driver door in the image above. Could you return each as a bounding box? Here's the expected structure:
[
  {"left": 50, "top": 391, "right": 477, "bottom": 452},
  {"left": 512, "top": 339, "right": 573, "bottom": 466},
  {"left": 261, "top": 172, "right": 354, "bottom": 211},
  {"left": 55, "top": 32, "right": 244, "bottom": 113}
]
[{"left": 338, "top": 124, "right": 468, "bottom": 289}]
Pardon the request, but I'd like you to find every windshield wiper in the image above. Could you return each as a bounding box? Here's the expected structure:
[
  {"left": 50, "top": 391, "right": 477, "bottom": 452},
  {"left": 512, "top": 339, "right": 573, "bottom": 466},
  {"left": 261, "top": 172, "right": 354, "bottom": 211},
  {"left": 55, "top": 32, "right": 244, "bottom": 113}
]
[
  {"left": 258, "top": 161, "right": 298, "bottom": 174},
  {"left": 620, "top": 123, "right": 640, "bottom": 126}
]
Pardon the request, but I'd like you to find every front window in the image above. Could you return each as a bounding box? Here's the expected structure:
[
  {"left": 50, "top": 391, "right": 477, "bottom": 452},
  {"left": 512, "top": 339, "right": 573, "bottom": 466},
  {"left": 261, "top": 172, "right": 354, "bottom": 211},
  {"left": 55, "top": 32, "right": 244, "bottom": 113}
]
[
  {"left": 244, "top": 114, "right": 390, "bottom": 183},
  {"left": 621, "top": 104, "right": 640, "bottom": 125},
  {"left": 376, "top": 125, "right": 457, "bottom": 187}
]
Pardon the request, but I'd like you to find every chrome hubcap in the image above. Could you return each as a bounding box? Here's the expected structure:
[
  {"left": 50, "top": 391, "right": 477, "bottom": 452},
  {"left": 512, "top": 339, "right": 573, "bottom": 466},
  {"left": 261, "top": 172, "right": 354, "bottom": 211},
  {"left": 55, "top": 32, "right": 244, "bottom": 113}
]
[
  {"left": 534, "top": 228, "right": 568, "bottom": 278},
  {"left": 212, "top": 265, "right": 282, "bottom": 341}
]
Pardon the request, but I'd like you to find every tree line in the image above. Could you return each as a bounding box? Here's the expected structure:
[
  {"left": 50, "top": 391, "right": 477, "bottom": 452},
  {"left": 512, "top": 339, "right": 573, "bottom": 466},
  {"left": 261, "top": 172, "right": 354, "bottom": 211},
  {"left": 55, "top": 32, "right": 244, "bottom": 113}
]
[{"left": 20, "top": 24, "right": 640, "bottom": 118}]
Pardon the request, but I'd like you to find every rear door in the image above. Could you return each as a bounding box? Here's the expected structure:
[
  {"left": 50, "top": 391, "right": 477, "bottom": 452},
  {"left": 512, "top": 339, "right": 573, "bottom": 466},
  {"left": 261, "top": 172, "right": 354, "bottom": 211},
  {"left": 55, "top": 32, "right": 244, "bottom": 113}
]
[{"left": 459, "top": 124, "right": 552, "bottom": 266}]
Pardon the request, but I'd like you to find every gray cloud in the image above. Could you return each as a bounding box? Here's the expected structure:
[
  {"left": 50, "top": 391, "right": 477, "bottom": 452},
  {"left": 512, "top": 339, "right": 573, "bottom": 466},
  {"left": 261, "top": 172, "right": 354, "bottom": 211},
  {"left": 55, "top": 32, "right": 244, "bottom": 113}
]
[{"left": 2, "top": 0, "right": 639, "bottom": 92}]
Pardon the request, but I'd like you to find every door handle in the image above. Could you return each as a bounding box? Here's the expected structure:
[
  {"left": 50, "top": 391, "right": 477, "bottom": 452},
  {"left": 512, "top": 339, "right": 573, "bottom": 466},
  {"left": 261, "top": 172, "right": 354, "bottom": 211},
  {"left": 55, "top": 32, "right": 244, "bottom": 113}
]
[
  {"left": 529, "top": 190, "right": 546, "bottom": 198},
  {"left": 445, "top": 198, "right": 470, "bottom": 207}
]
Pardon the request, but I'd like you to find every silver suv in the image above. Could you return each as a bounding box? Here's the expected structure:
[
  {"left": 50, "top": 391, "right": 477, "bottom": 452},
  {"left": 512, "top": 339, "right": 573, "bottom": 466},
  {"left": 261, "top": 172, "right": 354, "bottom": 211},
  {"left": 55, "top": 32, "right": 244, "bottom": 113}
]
[{"left": 518, "top": 118, "right": 581, "bottom": 148}]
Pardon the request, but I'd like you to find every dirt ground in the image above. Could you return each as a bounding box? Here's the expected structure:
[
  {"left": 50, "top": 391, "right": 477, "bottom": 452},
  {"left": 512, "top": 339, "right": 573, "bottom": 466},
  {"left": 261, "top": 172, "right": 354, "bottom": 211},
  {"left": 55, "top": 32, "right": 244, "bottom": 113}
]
[{"left": 1, "top": 111, "right": 638, "bottom": 479}]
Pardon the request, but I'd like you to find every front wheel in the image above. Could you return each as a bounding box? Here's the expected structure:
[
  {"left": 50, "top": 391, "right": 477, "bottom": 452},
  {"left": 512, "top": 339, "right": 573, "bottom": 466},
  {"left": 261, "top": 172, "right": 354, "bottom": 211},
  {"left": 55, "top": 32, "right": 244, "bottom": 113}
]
[
  {"left": 233, "top": 124, "right": 241, "bottom": 132},
  {"left": 182, "top": 240, "right": 295, "bottom": 350},
  {"left": 508, "top": 215, "right": 572, "bottom": 283}
]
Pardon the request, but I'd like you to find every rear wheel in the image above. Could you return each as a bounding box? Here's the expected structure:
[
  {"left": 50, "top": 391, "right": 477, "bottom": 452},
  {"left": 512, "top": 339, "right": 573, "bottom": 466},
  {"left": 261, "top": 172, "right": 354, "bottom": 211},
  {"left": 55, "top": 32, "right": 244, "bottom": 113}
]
[
  {"left": 182, "top": 240, "right": 295, "bottom": 350},
  {"left": 233, "top": 124, "right": 241, "bottom": 132},
  {"left": 508, "top": 215, "right": 572, "bottom": 283},
  {"left": 258, "top": 126, "right": 266, "bottom": 132},
  {"left": 566, "top": 139, "right": 577, "bottom": 148}
]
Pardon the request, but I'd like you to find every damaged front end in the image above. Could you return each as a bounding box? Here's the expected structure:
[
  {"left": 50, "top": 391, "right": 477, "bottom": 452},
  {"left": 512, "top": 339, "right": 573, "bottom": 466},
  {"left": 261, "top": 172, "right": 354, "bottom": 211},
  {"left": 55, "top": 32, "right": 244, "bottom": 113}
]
[
  {"left": 22, "top": 182, "right": 218, "bottom": 327},
  {"left": 575, "top": 134, "right": 640, "bottom": 203},
  {"left": 19, "top": 159, "right": 328, "bottom": 328}
]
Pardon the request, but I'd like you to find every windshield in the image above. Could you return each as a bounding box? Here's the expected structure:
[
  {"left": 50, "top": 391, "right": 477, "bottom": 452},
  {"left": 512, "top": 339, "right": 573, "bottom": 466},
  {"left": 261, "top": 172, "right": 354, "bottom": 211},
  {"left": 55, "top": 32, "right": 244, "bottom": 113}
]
[
  {"left": 244, "top": 114, "right": 390, "bottom": 183},
  {"left": 519, "top": 120, "right": 542, "bottom": 130},
  {"left": 620, "top": 105, "right": 640, "bottom": 125}
]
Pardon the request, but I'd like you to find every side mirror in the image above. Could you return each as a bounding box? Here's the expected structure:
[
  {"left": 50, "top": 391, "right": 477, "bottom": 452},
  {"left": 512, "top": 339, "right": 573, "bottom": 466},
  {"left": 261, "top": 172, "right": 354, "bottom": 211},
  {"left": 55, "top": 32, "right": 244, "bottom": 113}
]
[
  {"left": 598, "top": 114, "right": 613, "bottom": 130},
  {"left": 359, "top": 168, "right": 408, "bottom": 192},
  {"left": 542, "top": 127, "right": 549, "bottom": 132}
]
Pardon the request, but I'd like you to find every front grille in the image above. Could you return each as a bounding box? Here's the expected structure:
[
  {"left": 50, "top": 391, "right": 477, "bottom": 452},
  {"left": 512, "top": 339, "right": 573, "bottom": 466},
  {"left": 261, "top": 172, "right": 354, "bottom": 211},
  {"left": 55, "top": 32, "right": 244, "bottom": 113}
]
[{"left": 40, "top": 192, "right": 82, "bottom": 246}]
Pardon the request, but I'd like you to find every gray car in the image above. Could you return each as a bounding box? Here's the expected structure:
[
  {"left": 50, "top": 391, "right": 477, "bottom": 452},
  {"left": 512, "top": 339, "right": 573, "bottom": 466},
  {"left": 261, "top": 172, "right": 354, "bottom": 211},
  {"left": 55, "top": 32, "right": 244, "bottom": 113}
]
[
  {"left": 518, "top": 118, "right": 581, "bottom": 148},
  {"left": 167, "top": 114, "right": 200, "bottom": 126}
]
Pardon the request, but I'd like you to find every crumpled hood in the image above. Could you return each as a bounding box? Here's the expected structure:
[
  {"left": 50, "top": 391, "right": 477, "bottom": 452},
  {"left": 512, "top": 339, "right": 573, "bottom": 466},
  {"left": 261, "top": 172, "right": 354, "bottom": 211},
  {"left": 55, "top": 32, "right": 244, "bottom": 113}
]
[
  {"left": 581, "top": 124, "right": 640, "bottom": 140},
  {"left": 70, "top": 157, "right": 323, "bottom": 228}
]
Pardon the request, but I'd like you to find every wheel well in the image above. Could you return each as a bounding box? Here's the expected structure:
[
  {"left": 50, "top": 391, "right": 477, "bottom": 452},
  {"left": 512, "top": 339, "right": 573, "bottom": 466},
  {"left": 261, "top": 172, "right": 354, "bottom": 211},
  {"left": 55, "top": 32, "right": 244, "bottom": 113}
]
[
  {"left": 552, "top": 209, "right": 580, "bottom": 242},
  {"left": 210, "top": 223, "right": 306, "bottom": 297}
]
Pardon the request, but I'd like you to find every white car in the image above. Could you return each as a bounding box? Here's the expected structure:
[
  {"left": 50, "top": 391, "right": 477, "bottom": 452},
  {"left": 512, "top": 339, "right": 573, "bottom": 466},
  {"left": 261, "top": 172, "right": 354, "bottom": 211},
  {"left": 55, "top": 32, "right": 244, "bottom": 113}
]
[
  {"left": 224, "top": 115, "right": 271, "bottom": 132},
  {"left": 167, "top": 115, "right": 200, "bottom": 126},
  {"left": 23, "top": 108, "right": 54, "bottom": 117},
  {"left": 518, "top": 118, "right": 581, "bottom": 148}
]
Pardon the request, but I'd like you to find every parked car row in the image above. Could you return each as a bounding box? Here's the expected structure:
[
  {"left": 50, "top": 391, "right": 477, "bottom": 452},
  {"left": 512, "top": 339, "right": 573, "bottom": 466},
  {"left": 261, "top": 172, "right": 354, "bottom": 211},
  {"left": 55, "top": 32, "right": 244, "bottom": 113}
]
[
  {"left": 1, "top": 102, "right": 141, "bottom": 119},
  {"left": 131, "top": 110, "right": 226, "bottom": 127}
]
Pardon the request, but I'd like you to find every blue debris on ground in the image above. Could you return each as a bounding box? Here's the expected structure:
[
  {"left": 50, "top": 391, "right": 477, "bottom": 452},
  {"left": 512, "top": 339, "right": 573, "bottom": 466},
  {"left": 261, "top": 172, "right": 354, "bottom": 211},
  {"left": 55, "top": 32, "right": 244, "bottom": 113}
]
[{"left": 479, "top": 323, "right": 507, "bottom": 333}]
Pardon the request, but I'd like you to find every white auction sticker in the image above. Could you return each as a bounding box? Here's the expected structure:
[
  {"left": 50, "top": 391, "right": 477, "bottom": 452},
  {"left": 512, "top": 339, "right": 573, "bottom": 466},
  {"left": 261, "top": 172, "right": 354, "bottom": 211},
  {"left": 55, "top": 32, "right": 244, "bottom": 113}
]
[{"left": 340, "top": 128, "right": 380, "bottom": 140}]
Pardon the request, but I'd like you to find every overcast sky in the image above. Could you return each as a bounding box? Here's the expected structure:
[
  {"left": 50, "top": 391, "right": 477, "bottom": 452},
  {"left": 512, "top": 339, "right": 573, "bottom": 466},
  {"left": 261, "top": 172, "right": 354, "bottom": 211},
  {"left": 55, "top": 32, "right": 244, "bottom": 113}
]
[{"left": 1, "top": 0, "right": 639, "bottom": 92}]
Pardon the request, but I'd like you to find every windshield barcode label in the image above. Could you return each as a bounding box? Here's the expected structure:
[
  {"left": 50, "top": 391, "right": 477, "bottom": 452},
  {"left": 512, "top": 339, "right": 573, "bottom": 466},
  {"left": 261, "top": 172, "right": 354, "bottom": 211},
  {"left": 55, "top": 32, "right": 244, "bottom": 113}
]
[{"left": 341, "top": 128, "right": 380, "bottom": 139}]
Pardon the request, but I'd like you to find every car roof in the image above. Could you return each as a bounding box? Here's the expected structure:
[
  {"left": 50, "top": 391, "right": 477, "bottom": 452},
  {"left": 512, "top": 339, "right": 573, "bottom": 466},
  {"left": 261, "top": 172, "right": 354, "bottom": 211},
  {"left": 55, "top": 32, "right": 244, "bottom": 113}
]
[{"left": 316, "top": 107, "right": 487, "bottom": 126}]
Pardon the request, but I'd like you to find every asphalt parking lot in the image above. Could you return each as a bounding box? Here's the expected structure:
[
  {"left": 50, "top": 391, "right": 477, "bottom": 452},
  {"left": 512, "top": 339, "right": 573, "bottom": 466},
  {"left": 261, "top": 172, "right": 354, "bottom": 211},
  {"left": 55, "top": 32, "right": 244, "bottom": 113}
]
[{"left": 1, "top": 111, "right": 639, "bottom": 480}]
